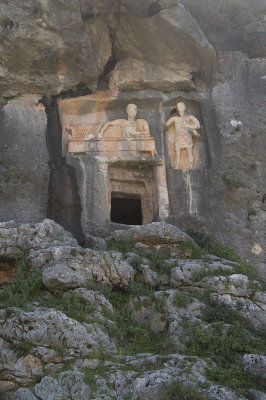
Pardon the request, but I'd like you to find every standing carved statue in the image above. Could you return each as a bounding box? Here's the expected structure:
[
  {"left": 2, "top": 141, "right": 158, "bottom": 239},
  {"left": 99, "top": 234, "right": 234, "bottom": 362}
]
[
  {"left": 98, "top": 104, "right": 151, "bottom": 139},
  {"left": 165, "top": 102, "right": 200, "bottom": 169}
]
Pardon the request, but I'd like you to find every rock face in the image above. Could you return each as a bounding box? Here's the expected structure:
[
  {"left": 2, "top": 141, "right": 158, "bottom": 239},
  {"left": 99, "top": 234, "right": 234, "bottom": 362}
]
[
  {"left": 0, "top": 0, "right": 265, "bottom": 277},
  {"left": 113, "top": 3, "right": 215, "bottom": 71},
  {"left": 109, "top": 58, "right": 196, "bottom": 91},
  {"left": 0, "top": 95, "right": 49, "bottom": 224},
  {"left": 0, "top": 0, "right": 112, "bottom": 96}
]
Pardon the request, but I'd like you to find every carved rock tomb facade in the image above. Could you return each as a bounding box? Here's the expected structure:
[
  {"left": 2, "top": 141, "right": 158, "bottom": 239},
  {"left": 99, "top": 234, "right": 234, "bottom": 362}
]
[{"left": 58, "top": 90, "right": 210, "bottom": 236}]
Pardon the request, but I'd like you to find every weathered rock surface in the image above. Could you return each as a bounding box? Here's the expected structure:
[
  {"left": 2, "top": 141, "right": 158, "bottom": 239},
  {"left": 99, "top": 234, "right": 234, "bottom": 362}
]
[
  {"left": 35, "top": 371, "right": 91, "bottom": 400},
  {"left": 0, "top": 219, "right": 77, "bottom": 259},
  {"left": 0, "top": 95, "right": 49, "bottom": 224},
  {"left": 0, "top": 309, "right": 116, "bottom": 358},
  {"left": 114, "top": 3, "right": 215, "bottom": 71},
  {"left": 0, "top": 1, "right": 112, "bottom": 96},
  {"left": 109, "top": 58, "right": 196, "bottom": 91},
  {"left": 63, "top": 288, "right": 113, "bottom": 312},
  {"left": 243, "top": 354, "right": 266, "bottom": 378},
  {"left": 112, "top": 222, "right": 196, "bottom": 257},
  {"left": 0, "top": 350, "right": 43, "bottom": 385}
]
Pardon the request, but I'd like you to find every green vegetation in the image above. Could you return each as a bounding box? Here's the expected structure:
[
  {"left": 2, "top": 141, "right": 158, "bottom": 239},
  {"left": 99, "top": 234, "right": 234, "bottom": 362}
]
[
  {"left": 0, "top": 250, "right": 43, "bottom": 309},
  {"left": 184, "top": 300, "right": 266, "bottom": 396},
  {"left": 178, "top": 241, "right": 202, "bottom": 259},
  {"left": 39, "top": 294, "right": 95, "bottom": 323},
  {"left": 106, "top": 234, "right": 135, "bottom": 255},
  {"left": 173, "top": 290, "right": 192, "bottom": 308},
  {"left": 221, "top": 174, "right": 244, "bottom": 191},
  {"left": 248, "top": 209, "right": 257, "bottom": 217},
  {"left": 0, "top": 250, "right": 95, "bottom": 322},
  {"left": 162, "top": 380, "right": 210, "bottom": 400},
  {"left": 11, "top": 339, "right": 34, "bottom": 357},
  {"left": 104, "top": 308, "right": 173, "bottom": 356},
  {"left": 188, "top": 232, "right": 263, "bottom": 284}
]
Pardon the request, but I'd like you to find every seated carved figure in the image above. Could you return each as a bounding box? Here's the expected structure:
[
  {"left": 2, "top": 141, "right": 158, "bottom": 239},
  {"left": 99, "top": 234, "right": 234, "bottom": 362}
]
[
  {"left": 98, "top": 104, "right": 151, "bottom": 139},
  {"left": 165, "top": 102, "right": 200, "bottom": 169}
]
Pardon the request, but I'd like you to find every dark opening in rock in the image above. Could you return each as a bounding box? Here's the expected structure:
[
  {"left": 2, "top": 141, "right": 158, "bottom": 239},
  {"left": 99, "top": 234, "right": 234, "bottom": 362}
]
[
  {"left": 148, "top": 2, "right": 162, "bottom": 17},
  {"left": 111, "top": 193, "right": 142, "bottom": 225}
]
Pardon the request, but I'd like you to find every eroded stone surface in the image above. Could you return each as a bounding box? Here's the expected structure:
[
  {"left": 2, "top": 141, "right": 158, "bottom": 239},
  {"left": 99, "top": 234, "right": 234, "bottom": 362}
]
[
  {"left": 0, "top": 1, "right": 112, "bottom": 96},
  {"left": 109, "top": 58, "right": 195, "bottom": 91},
  {"left": 0, "top": 309, "right": 116, "bottom": 358}
]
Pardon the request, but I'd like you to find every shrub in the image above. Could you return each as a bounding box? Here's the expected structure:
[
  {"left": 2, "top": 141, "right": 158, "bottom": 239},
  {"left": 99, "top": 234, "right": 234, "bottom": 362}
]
[
  {"left": 173, "top": 290, "right": 192, "bottom": 308},
  {"left": 127, "top": 281, "right": 154, "bottom": 298},
  {"left": 40, "top": 294, "right": 95, "bottom": 323},
  {"left": 221, "top": 174, "right": 244, "bottom": 191},
  {"left": 141, "top": 249, "right": 172, "bottom": 275},
  {"left": 106, "top": 234, "right": 135, "bottom": 255}
]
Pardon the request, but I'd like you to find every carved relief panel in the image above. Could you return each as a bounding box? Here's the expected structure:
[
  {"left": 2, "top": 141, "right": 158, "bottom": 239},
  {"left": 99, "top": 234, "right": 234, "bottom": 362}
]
[{"left": 165, "top": 101, "right": 201, "bottom": 170}]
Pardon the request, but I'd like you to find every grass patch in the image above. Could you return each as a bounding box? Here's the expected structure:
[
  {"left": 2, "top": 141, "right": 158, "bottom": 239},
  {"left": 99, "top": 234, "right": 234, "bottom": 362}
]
[
  {"left": 106, "top": 234, "right": 135, "bottom": 255},
  {"left": 178, "top": 241, "right": 202, "bottom": 259},
  {"left": 248, "top": 209, "right": 257, "bottom": 217},
  {"left": 185, "top": 321, "right": 264, "bottom": 363},
  {"left": 162, "top": 380, "right": 210, "bottom": 399},
  {"left": 127, "top": 281, "right": 154, "bottom": 298},
  {"left": 104, "top": 308, "right": 174, "bottom": 355},
  {"left": 0, "top": 251, "right": 43, "bottom": 309},
  {"left": 207, "top": 364, "right": 266, "bottom": 395},
  {"left": 39, "top": 294, "right": 95, "bottom": 323},
  {"left": 191, "top": 267, "right": 232, "bottom": 282},
  {"left": 184, "top": 308, "right": 266, "bottom": 396},
  {"left": 141, "top": 249, "right": 172, "bottom": 275},
  {"left": 173, "top": 290, "right": 192, "bottom": 308},
  {"left": 11, "top": 339, "right": 34, "bottom": 357}
]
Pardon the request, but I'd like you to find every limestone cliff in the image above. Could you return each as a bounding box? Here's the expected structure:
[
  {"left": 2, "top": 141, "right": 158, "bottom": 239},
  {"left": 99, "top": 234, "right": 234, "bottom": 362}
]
[{"left": 0, "top": 0, "right": 265, "bottom": 277}]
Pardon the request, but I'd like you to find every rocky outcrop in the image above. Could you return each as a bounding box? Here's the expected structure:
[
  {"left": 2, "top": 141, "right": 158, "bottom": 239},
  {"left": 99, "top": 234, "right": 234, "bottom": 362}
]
[
  {"left": 0, "top": 221, "right": 265, "bottom": 398},
  {"left": 1, "top": 308, "right": 116, "bottom": 358}
]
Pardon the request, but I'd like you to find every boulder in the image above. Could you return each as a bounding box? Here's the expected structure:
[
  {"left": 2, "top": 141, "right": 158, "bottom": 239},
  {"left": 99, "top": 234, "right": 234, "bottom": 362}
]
[
  {"left": 0, "top": 219, "right": 78, "bottom": 259},
  {"left": 1, "top": 309, "right": 116, "bottom": 357},
  {"left": 34, "top": 371, "right": 91, "bottom": 400},
  {"left": 243, "top": 354, "right": 266, "bottom": 378},
  {"left": 14, "top": 388, "right": 38, "bottom": 400},
  {"left": 42, "top": 264, "right": 87, "bottom": 294},
  {"left": 35, "top": 246, "right": 135, "bottom": 288}
]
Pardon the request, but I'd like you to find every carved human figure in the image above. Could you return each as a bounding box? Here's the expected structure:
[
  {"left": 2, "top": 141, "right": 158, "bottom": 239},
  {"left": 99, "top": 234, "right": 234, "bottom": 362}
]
[
  {"left": 98, "top": 104, "right": 151, "bottom": 139},
  {"left": 165, "top": 102, "right": 200, "bottom": 169}
]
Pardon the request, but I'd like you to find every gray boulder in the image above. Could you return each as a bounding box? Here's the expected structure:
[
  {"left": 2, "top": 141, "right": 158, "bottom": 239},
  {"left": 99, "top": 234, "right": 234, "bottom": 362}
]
[
  {"left": 34, "top": 371, "right": 91, "bottom": 400},
  {"left": 243, "top": 354, "right": 266, "bottom": 378},
  {"left": 1, "top": 309, "right": 116, "bottom": 358},
  {"left": 14, "top": 388, "right": 38, "bottom": 400},
  {"left": 42, "top": 264, "right": 87, "bottom": 294}
]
